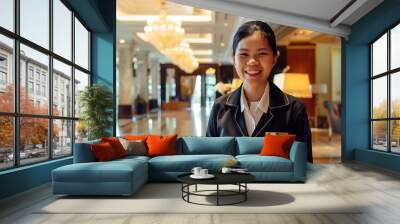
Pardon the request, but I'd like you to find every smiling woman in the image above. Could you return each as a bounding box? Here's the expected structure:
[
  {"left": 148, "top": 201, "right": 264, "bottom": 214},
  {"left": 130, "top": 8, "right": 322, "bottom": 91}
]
[{"left": 206, "top": 21, "right": 313, "bottom": 162}]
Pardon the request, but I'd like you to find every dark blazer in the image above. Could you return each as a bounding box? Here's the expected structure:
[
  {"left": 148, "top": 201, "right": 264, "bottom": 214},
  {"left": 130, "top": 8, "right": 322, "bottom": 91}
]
[{"left": 206, "top": 82, "right": 313, "bottom": 163}]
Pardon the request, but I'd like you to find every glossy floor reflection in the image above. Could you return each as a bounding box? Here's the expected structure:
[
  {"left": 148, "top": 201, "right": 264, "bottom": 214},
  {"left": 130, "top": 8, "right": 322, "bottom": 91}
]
[{"left": 118, "top": 107, "right": 341, "bottom": 164}]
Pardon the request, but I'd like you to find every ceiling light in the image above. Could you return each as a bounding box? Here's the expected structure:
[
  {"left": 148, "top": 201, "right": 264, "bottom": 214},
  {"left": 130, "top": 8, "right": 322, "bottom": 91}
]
[
  {"left": 184, "top": 33, "right": 213, "bottom": 44},
  {"left": 163, "top": 42, "right": 199, "bottom": 73},
  {"left": 119, "top": 39, "right": 125, "bottom": 44},
  {"left": 142, "top": 0, "right": 185, "bottom": 51},
  {"left": 192, "top": 49, "right": 213, "bottom": 56},
  {"left": 220, "top": 42, "right": 225, "bottom": 47},
  {"left": 197, "top": 58, "right": 212, "bottom": 63}
]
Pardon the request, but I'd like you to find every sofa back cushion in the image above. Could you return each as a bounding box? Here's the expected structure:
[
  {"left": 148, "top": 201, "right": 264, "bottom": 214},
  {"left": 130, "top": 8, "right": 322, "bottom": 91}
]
[
  {"left": 260, "top": 134, "right": 296, "bottom": 159},
  {"left": 91, "top": 142, "right": 118, "bottom": 161},
  {"left": 73, "top": 139, "right": 100, "bottom": 163},
  {"left": 177, "top": 137, "right": 235, "bottom": 155},
  {"left": 236, "top": 137, "right": 263, "bottom": 155},
  {"left": 147, "top": 134, "right": 178, "bottom": 157},
  {"left": 101, "top": 137, "right": 127, "bottom": 158}
]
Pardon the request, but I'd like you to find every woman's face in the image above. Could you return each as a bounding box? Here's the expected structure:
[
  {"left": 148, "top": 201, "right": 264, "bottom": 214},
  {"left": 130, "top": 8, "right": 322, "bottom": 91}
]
[{"left": 233, "top": 31, "right": 278, "bottom": 87}]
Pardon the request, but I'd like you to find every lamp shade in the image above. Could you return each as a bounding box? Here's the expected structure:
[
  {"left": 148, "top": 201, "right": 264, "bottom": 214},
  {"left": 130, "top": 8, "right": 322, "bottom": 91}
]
[{"left": 273, "top": 73, "right": 312, "bottom": 98}]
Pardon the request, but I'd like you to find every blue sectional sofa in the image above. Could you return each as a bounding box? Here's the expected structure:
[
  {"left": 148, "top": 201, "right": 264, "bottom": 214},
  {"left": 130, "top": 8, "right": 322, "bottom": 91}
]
[{"left": 52, "top": 137, "right": 307, "bottom": 196}]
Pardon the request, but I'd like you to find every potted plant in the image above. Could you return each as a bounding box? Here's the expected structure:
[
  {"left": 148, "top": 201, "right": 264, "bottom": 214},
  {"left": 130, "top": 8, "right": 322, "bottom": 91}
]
[{"left": 79, "top": 84, "right": 113, "bottom": 140}]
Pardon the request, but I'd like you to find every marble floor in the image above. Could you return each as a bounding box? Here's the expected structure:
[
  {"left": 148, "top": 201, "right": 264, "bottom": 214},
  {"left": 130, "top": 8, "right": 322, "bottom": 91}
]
[
  {"left": 118, "top": 108, "right": 341, "bottom": 164},
  {"left": 1, "top": 162, "right": 400, "bottom": 224}
]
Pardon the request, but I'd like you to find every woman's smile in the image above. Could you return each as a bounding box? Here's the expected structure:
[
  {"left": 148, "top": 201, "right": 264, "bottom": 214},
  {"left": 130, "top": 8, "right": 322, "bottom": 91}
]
[{"left": 245, "top": 68, "right": 262, "bottom": 77}]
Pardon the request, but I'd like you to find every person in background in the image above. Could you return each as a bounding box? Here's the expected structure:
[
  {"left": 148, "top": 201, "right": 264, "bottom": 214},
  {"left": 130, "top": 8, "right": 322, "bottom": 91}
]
[{"left": 206, "top": 21, "right": 312, "bottom": 163}]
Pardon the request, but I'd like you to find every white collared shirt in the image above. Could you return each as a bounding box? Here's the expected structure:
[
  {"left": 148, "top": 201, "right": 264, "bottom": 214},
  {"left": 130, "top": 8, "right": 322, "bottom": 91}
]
[{"left": 240, "top": 84, "right": 270, "bottom": 136}]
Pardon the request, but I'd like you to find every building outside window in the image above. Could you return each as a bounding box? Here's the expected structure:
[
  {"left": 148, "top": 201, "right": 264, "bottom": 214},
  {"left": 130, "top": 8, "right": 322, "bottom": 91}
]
[
  {"left": 0, "top": 0, "right": 92, "bottom": 170},
  {"left": 35, "top": 70, "right": 40, "bottom": 81},
  {"left": 28, "top": 66, "right": 34, "bottom": 80},
  {"left": 42, "top": 85, "right": 46, "bottom": 97},
  {"left": 0, "top": 71, "right": 6, "bottom": 85},
  {"left": 371, "top": 22, "right": 400, "bottom": 154},
  {"left": 0, "top": 54, "right": 7, "bottom": 89},
  {"left": 28, "top": 81, "right": 34, "bottom": 94}
]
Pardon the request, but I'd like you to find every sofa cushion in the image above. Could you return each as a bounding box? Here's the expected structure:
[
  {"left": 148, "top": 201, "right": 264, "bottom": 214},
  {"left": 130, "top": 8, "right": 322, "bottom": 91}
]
[
  {"left": 236, "top": 155, "right": 293, "bottom": 172},
  {"left": 101, "top": 137, "right": 127, "bottom": 158},
  {"left": 148, "top": 154, "right": 235, "bottom": 172},
  {"left": 147, "top": 135, "right": 177, "bottom": 157},
  {"left": 236, "top": 137, "right": 263, "bottom": 155},
  {"left": 178, "top": 137, "right": 235, "bottom": 155},
  {"left": 73, "top": 139, "right": 100, "bottom": 163},
  {"left": 260, "top": 134, "right": 296, "bottom": 159},
  {"left": 52, "top": 159, "right": 147, "bottom": 183},
  {"left": 91, "top": 142, "right": 118, "bottom": 161},
  {"left": 119, "top": 138, "right": 147, "bottom": 156}
]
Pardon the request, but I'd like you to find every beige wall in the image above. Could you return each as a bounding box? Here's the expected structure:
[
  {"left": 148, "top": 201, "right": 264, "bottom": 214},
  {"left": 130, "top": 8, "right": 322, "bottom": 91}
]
[{"left": 315, "top": 43, "right": 341, "bottom": 118}]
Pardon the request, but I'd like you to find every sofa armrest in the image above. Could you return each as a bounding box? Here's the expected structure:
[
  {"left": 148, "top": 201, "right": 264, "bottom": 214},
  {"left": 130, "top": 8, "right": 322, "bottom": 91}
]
[
  {"left": 73, "top": 140, "right": 100, "bottom": 163},
  {"left": 289, "top": 141, "right": 307, "bottom": 181}
]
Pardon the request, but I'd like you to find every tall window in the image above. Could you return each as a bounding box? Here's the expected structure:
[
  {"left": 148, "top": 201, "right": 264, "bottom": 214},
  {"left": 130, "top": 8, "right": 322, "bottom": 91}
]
[
  {"left": 0, "top": 0, "right": 91, "bottom": 170},
  {"left": 371, "top": 23, "right": 400, "bottom": 153}
]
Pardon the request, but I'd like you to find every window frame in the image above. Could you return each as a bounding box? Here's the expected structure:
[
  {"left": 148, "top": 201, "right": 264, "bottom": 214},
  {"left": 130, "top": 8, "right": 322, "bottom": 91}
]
[
  {"left": 370, "top": 20, "right": 400, "bottom": 154},
  {"left": 0, "top": 0, "right": 92, "bottom": 171}
]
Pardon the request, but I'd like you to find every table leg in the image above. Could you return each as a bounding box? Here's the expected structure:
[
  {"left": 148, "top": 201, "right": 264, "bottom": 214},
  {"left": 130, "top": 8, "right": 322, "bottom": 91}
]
[
  {"left": 217, "top": 184, "right": 219, "bottom": 206},
  {"left": 195, "top": 184, "right": 197, "bottom": 192},
  {"left": 245, "top": 183, "right": 247, "bottom": 201}
]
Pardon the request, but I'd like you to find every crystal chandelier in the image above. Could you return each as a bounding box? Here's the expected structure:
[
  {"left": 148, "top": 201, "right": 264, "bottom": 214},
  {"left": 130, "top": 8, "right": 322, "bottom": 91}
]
[
  {"left": 143, "top": 1, "right": 185, "bottom": 51},
  {"left": 164, "top": 42, "right": 199, "bottom": 73}
]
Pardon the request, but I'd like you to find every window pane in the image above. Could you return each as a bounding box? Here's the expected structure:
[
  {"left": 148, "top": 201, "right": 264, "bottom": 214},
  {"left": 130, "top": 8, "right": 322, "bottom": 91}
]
[
  {"left": 20, "top": 44, "right": 49, "bottom": 115},
  {"left": 75, "top": 120, "right": 88, "bottom": 143},
  {"left": 20, "top": 117, "right": 49, "bottom": 165},
  {"left": 372, "top": 33, "right": 387, "bottom": 76},
  {"left": 391, "top": 120, "right": 400, "bottom": 153},
  {"left": 74, "top": 69, "right": 89, "bottom": 118},
  {"left": 53, "top": 59, "right": 72, "bottom": 117},
  {"left": 391, "top": 24, "right": 400, "bottom": 70},
  {"left": 74, "top": 18, "right": 89, "bottom": 70},
  {"left": 53, "top": 119, "right": 72, "bottom": 158},
  {"left": 372, "top": 121, "right": 388, "bottom": 151},
  {"left": 0, "top": 0, "right": 14, "bottom": 31},
  {"left": 20, "top": 0, "right": 49, "bottom": 49},
  {"left": 0, "top": 35, "right": 14, "bottom": 112},
  {"left": 53, "top": 0, "right": 72, "bottom": 60},
  {"left": 391, "top": 72, "right": 400, "bottom": 118},
  {"left": 372, "top": 76, "right": 387, "bottom": 119},
  {"left": 0, "top": 116, "right": 13, "bottom": 170}
]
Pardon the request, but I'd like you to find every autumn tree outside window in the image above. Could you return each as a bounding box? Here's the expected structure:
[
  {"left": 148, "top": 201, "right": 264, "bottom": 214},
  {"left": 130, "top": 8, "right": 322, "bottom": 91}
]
[{"left": 0, "top": 0, "right": 91, "bottom": 170}]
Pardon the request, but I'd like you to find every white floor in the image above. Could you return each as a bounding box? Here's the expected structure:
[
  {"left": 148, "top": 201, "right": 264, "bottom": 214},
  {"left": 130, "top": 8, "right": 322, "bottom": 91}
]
[{"left": 1, "top": 162, "right": 400, "bottom": 224}]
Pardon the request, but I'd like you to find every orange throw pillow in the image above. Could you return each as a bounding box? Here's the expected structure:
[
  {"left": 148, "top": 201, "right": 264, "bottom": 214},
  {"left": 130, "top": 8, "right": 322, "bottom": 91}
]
[
  {"left": 146, "top": 135, "right": 177, "bottom": 157},
  {"left": 91, "top": 142, "right": 117, "bottom": 161},
  {"left": 101, "top": 137, "right": 126, "bottom": 158},
  {"left": 124, "top": 135, "right": 149, "bottom": 141},
  {"left": 260, "top": 134, "right": 296, "bottom": 159}
]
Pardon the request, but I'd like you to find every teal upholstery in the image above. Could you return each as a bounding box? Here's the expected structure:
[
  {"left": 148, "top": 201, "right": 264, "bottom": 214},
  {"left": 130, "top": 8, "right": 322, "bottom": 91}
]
[
  {"left": 236, "top": 155, "right": 293, "bottom": 172},
  {"left": 236, "top": 137, "right": 263, "bottom": 154},
  {"left": 149, "top": 154, "right": 234, "bottom": 172},
  {"left": 73, "top": 140, "right": 100, "bottom": 163},
  {"left": 52, "top": 158, "right": 148, "bottom": 195},
  {"left": 289, "top": 141, "right": 307, "bottom": 181},
  {"left": 52, "top": 137, "right": 307, "bottom": 195},
  {"left": 177, "top": 137, "right": 235, "bottom": 155}
]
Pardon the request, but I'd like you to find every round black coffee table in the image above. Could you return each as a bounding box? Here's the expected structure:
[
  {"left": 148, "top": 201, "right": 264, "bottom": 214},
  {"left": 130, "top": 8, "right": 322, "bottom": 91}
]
[{"left": 177, "top": 173, "right": 255, "bottom": 206}]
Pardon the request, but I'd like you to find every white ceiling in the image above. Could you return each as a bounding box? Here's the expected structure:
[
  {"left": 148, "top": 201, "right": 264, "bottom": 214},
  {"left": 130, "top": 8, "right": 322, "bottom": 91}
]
[
  {"left": 117, "top": 0, "right": 383, "bottom": 64},
  {"left": 169, "top": 0, "right": 383, "bottom": 36}
]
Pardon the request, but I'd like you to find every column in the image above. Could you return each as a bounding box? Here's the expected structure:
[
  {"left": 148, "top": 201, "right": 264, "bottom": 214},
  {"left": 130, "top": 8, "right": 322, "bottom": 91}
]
[
  {"left": 117, "top": 42, "right": 134, "bottom": 118},
  {"left": 149, "top": 57, "right": 160, "bottom": 109},
  {"left": 134, "top": 50, "right": 149, "bottom": 113}
]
